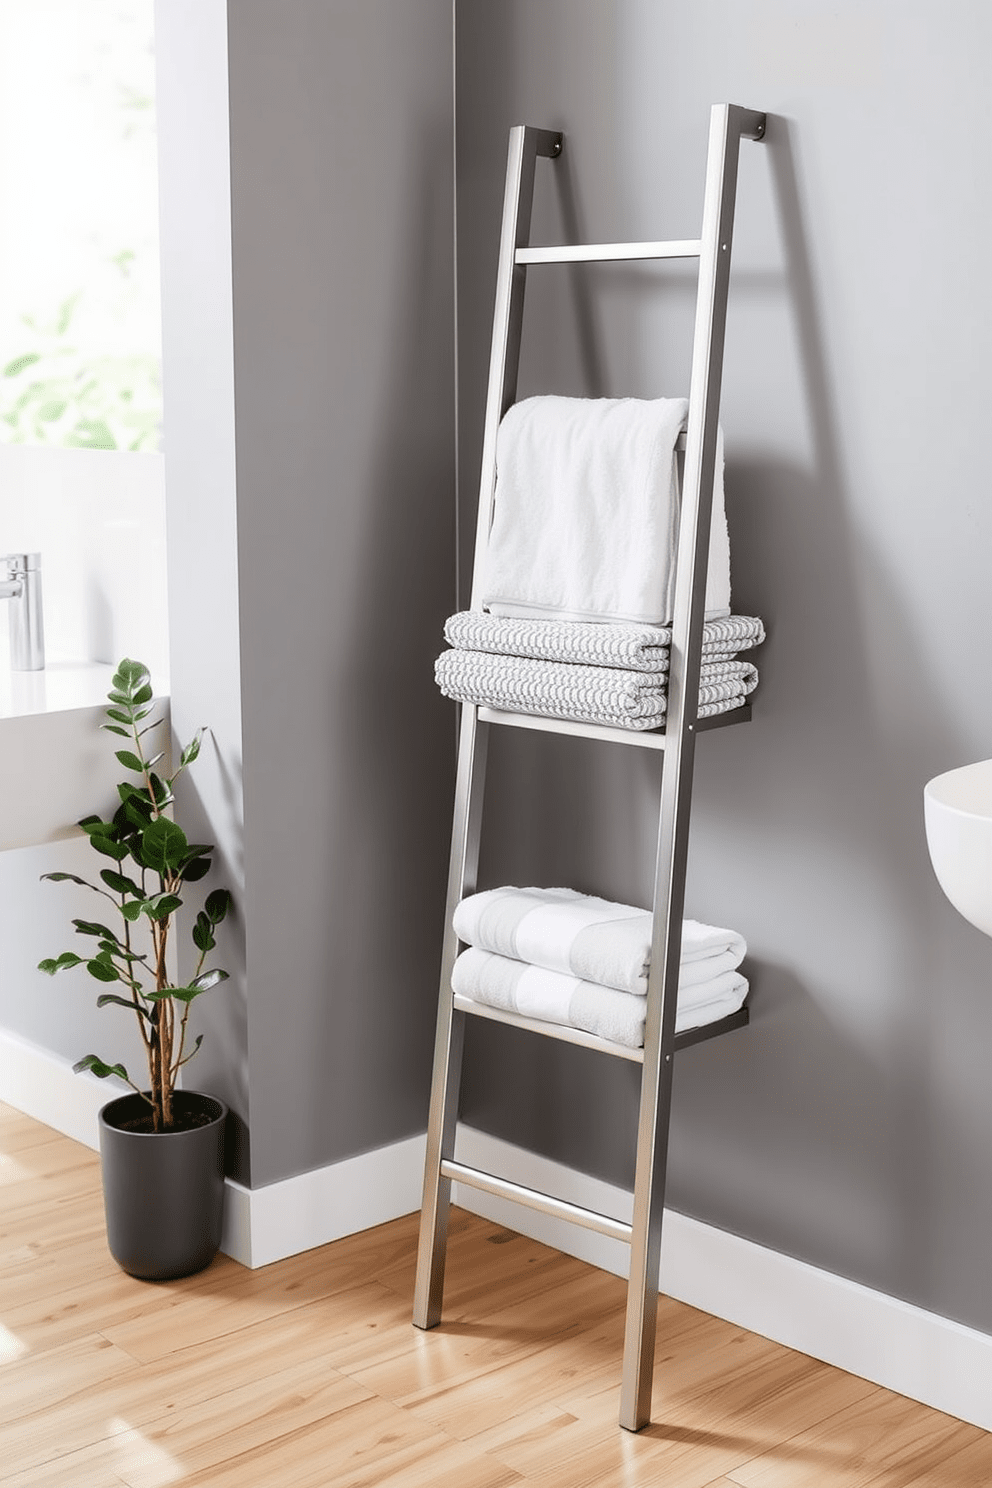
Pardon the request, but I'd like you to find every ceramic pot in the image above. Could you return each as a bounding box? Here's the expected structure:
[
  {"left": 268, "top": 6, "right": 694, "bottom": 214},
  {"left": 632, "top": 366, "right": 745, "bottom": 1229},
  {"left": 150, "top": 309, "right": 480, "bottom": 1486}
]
[{"left": 98, "top": 1090, "right": 227, "bottom": 1280}]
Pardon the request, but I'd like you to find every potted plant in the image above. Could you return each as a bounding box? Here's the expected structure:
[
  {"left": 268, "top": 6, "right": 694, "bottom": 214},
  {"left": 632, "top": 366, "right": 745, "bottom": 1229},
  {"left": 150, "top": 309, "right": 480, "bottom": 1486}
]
[{"left": 38, "top": 659, "right": 232, "bottom": 1280}]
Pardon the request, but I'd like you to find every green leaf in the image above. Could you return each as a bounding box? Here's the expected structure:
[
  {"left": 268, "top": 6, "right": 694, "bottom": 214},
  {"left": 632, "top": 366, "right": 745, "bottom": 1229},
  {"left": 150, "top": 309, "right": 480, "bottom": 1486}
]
[
  {"left": 133, "top": 684, "right": 153, "bottom": 706},
  {"left": 120, "top": 900, "right": 144, "bottom": 923},
  {"left": 97, "top": 938, "right": 145, "bottom": 961},
  {"left": 192, "top": 915, "right": 215, "bottom": 953},
  {"left": 3, "top": 352, "right": 41, "bottom": 377},
  {"left": 205, "top": 889, "right": 231, "bottom": 924},
  {"left": 180, "top": 730, "right": 203, "bottom": 768},
  {"left": 72, "top": 919, "right": 117, "bottom": 939},
  {"left": 141, "top": 892, "right": 183, "bottom": 922},
  {"left": 99, "top": 868, "right": 144, "bottom": 897},
  {"left": 90, "top": 836, "right": 129, "bottom": 863},
  {"left": 38, "top": 952, "right": 84, "bottom": 974},
  {"left": 181, "top": 857, "right": 211, "bottom": 884},
  {"left": 113, "top": 659, "right": 149, "bottom": 693},
  {"left": 78, "top": 816, "right": 116, "bottom": 836},
  {"left": 40, "top": 871, "right": 97, "bottom": 889},
  {"left": 96, "top": 993, "right": 152, "bottom": 1020},
  {"left": 38, "top": 398, "right": 67, "bottom": 422},
  {"left": 181, "top": 844, "right": 213, "bottom": 862},
  {"left": 115, "top": 749, "right": 144, "bottom": 773},
  {"left": 122, "top": 795, "right": 154, "bottom": 830},
  {"left": 73, "top": 1055, "right": 129, "bottom": 1082},
  {"left": 145, "top": 984, "right": 200, "bottom": 1004},
  {"left": 141, "top": 818, "right": 188, "bottom": 874},
  {"left": 101, "top": 724, "right": 130, "bottom": 738},
  {"left": 106, "top": 707, "right": 132, "bottom": 725},
  {"left": 86, "top": 958, "right": 120, "bottom": 983},
  {"left": 148, "top": 773, "right": 172, "bottom": 808},
  {"left": 190, "top": 968, "right": 228, "bottom": 993}
]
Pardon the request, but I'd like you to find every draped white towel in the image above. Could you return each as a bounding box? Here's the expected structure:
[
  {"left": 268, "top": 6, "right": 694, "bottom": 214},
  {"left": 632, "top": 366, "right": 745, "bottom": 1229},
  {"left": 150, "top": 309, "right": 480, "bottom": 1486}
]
[
  {"left": 451, "top": 948, "right": 748, "bottom": 1049},
  {"left": 482, "top": 395, "right": 732, "bottom": 625},
  {"left": 452, "top": 886, "right": 746, "bottom": 997}
]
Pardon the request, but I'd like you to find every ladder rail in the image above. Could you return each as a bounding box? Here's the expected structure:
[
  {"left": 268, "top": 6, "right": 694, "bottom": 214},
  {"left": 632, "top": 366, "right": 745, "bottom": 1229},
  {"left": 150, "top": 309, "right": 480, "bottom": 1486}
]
[
  {"left": 412, "top": 704, "right": 488, "bottom": 1326},
  {"left": 414, "top": 124, "right": 558, "bottom": 1329},
  {"left": 619, "top": 101, "right": 765, "bottom": 1432}
]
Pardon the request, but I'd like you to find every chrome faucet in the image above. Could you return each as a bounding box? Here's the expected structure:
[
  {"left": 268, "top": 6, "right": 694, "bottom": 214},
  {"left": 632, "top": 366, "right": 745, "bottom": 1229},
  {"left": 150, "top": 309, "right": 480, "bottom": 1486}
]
[{"left": 0, "top": 553, "right": 45, "bottom": 670}]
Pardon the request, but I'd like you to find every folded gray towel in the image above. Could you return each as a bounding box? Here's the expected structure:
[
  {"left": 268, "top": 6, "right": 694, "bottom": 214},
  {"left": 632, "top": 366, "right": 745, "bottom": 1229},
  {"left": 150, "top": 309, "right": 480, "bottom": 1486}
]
[
  {"left": 434, "top": 649, "right": 757, "bottom": 731},
  {"left": 443, "top": 611, "right": 765, "bottom": 672}
]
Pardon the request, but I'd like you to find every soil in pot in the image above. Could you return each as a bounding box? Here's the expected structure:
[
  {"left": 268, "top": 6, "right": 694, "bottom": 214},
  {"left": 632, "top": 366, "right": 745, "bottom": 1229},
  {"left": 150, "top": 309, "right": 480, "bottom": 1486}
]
[{"left": 99, "top": 1090, "right": 228, "bottom": 1281}]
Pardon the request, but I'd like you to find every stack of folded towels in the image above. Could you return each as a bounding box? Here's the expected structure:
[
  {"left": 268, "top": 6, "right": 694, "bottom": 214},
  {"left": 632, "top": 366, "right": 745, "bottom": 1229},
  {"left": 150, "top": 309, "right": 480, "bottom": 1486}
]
[
  {"left": 451, "top": 886, "right": 748, "bottom": 1049},
  {"left": 436, "top": 611, "right": 764, "bottom": 729},
  {"left": 434, "top": 393, "right": 765, "bottom": 731}
]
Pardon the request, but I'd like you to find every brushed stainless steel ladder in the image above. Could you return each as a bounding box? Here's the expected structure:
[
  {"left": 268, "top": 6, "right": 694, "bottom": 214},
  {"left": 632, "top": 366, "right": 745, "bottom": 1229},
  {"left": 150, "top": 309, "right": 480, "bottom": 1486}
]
[{"left": 413, "top": 103, "right": 767, "bottom": 1433}]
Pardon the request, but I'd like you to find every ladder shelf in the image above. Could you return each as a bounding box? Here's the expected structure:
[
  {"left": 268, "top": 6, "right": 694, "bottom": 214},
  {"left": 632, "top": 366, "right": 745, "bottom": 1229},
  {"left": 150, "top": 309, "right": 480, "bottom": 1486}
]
[
  {"left": 453, "top": 991, "right": 750, "bottom": 1064},
  {"left": 414, "top": 103, "right": 766, "bottom": 1433},
  {"left": 477, "top": 700, "right": 751, "bottom": 750}
]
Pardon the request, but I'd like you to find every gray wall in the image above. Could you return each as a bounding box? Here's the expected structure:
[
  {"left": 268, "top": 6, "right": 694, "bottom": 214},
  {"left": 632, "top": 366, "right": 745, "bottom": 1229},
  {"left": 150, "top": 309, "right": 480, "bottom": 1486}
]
[
  {"left": 156, "top": 0, "right": 454, "bottom": 1189},
  {"left": 226, "top": 0, "right": 455, "bottom": 1187},
  {"left": 454, "top": 0, "right": 992, "bottom": 1334}
]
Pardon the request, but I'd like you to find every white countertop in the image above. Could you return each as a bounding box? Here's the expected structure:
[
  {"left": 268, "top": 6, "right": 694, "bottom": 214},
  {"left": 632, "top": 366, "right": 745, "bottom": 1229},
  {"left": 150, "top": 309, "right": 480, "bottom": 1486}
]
[
  {"left": 0, "top": 662, "right": 171, "bottom": 852},
  {"left": 0, "top": 660, "right": 119, "bottom": 721}
]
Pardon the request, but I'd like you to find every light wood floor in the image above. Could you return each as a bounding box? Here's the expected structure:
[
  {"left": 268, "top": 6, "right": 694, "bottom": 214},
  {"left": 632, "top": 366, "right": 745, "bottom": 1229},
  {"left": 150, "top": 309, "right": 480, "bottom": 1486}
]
[{"left": 3, "top": 1101, "right": 991, "bottom": 1487}]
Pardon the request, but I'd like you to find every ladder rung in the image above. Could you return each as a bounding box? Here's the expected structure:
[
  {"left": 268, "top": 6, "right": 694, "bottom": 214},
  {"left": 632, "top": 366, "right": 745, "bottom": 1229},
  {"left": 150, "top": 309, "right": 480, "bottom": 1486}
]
[
  {"left": 442, "top": 1158, "right": 633, "bottom": 1244},
  {"left": 516, "top": 239, "right": 702, "bottom": 265},
  {"left": 453, "top": 992, "right": 644, "bottom": 1062}
]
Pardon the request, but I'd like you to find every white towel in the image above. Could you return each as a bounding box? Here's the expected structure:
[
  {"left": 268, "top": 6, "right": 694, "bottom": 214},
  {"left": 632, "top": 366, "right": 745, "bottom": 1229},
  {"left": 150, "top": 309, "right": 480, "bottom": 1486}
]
[
  {"left": 482, "top": 395, "right": 731, "bottom": 625},
  {"left": 453, "top": 886, "right": 746, "bottom": 997},
  {"left": 451, "top": 947, "right": 748, "bottom": 1049},
  {"left": 443, "top": 611, "right": 765, "bottom": 672}
]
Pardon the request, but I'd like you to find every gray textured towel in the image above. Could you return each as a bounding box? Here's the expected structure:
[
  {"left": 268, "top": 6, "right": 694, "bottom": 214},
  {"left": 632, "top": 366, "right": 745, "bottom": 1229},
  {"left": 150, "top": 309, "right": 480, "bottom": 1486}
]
[
  {"left": 444, "top": 611, "right": 765, "bottom": 672},
  {"left": 434, "top": 650, "right": 757, "bottom": 731}
]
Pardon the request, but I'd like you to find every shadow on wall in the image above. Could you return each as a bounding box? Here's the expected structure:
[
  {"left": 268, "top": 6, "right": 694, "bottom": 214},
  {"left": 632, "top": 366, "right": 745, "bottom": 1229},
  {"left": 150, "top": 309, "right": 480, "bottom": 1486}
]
[{"left": 173, "top": 744, "right": 250, "bottom": 1185}]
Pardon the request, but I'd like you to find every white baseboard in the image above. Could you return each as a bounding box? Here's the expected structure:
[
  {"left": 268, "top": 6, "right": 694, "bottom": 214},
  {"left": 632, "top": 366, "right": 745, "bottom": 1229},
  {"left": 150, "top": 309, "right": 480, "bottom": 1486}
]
[
  {"left": 6, "top": 1032, "right": 990, "bottom": 1433},
  {"left": 220, "top": 1132, "right": 427, "bottom": 1269},
  {"left": 0, "top": 1027, "right": 108, "bottom": 1150},
  {"left": 452, "top": 1125, "right": 992, "bottom": 1435}
]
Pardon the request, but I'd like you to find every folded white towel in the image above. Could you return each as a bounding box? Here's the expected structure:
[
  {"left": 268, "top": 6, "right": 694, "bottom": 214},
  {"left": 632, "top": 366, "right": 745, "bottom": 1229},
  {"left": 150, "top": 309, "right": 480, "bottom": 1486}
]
[
  {"left": 453, "top": 886, "right": 746, "bottom": 997},
  {"left": 451, "top": 947, "right": 748, "bottom": 1049},
  {"left": 482, "top": 395, "right": 731, "bottom": 626},
  {"left": 434, "top": 649, "right": 757, "bottom": 731},
  {"left": 443, "top": 611, "right": 765, "bottom": 673}
]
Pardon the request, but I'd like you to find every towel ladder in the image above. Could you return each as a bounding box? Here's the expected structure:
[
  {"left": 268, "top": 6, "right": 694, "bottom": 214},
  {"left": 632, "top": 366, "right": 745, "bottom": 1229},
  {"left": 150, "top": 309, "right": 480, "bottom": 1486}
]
[{"left": 413, "top": 103, "right": 767, "bottom": 1433}]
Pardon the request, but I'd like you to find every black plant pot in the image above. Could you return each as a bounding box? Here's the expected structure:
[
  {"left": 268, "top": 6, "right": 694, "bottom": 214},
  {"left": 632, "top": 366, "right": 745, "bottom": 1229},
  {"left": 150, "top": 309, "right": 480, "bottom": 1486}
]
[{"left": 98, "top": 1090, "right": 228, "bottom": 1281}]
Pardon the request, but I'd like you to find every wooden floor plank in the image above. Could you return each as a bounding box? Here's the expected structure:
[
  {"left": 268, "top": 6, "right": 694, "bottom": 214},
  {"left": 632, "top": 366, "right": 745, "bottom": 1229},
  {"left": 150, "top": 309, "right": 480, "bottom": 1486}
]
[
  {"left": 727, "top": 1385, "right": 977, "bottom": 1488},
  {"left": 3, "top": 1102, "right": 990, "bottom": 1488}
]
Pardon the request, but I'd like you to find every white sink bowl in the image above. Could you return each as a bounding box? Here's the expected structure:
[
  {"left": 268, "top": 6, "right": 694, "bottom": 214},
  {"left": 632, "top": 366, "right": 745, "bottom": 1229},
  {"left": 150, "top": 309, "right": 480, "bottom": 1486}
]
[{"left": 924, "top": 758, "right": 992, "bottom": 939}]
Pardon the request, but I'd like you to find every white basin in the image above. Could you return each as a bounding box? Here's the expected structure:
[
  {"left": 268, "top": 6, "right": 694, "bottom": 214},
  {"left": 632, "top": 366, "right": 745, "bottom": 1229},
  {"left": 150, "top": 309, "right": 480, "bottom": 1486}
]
[{"left": 924, "top": 758, "right": 992, "bottom": 938}]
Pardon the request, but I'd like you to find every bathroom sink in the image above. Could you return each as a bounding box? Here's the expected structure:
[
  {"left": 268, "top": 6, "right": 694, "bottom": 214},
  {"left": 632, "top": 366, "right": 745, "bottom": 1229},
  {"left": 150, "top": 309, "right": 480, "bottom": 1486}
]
[{"left": 924, "top": 759, "right": 992, "bottom": 938}]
